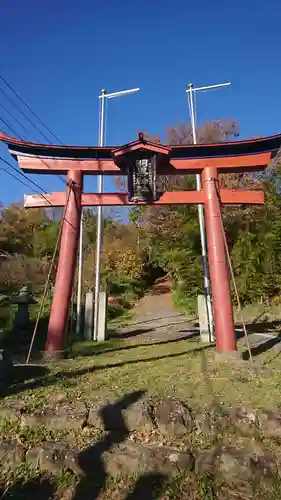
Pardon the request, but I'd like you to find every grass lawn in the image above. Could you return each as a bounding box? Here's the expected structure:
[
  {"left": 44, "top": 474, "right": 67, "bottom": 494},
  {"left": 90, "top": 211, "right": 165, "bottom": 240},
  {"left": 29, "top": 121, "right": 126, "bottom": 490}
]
[
  {"left": 2, "top": 303, "right": 281, "bottom": 499},
  {"left": 3, "top": 330, "right": 281, "bottom": 412}
]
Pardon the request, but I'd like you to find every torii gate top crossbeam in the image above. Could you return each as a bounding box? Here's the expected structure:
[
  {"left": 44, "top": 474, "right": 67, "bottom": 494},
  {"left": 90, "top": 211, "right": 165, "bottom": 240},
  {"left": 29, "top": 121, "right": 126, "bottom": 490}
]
[{"left": 1, "top": 132, "right": 280, "bottom": 175}]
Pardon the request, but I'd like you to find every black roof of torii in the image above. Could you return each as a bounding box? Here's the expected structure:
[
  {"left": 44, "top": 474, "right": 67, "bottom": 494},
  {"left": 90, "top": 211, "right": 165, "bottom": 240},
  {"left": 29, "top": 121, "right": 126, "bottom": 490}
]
[{"left": 1, "top": 132, "right": 281, "bottom": 161}]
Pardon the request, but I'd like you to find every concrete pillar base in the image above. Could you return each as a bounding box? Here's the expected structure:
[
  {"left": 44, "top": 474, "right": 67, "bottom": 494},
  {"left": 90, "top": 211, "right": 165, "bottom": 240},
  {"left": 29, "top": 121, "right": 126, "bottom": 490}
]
[
  {"left": 215, "top": 350, "right": 244, "bottom": 363},
  {"left": 97, "top": 291, "right": 108, "bottom": 342},
  {"left": 84, "top": 292, "right": 94, "bottom": 341},
  {"left": 197, "top": 294, "right": 211, "bottom": 344}
]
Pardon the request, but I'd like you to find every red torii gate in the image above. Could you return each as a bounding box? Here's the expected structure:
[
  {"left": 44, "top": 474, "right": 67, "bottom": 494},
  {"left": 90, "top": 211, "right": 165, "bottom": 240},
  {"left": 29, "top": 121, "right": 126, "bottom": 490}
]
[{"left": 1, "top": 131, "right": 281, "bottom": 358}]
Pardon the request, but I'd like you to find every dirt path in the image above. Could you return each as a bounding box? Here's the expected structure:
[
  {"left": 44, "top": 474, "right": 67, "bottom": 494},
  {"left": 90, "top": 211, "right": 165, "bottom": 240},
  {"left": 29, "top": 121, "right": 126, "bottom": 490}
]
[{"left": 118, "top": 278, "right": 196, "bottom": 344}]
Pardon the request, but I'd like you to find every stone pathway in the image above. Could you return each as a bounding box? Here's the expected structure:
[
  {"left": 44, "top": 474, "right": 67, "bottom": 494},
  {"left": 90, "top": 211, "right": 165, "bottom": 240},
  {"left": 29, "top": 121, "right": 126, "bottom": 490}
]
[{"left": 118, "top": 283, "right": 197, "bottom": 344}]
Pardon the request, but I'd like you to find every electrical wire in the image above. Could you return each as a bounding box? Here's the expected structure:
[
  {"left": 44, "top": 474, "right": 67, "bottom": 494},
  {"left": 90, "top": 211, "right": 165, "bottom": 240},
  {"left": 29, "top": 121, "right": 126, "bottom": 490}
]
[
  {"left": 0, "top": 156, "right": 77, "bottom": 232},
  {"left": 0, "top": 113, "right": 66, "bottom": 185},
  {"left": 0, "top": 77, "right": 70, "bottom": 194},
  {"left": 0, "top": 87, "right": 52, "bottom": 144},
  {"left": 0, "top": 101, "right": 32, "bottom": 139},
  {"left": 0, "top": 116, "right": 22, "bottom": 139},
  {"left": 0, "top": 166, "right": 38, "bottom": 193},
  {"left": 0, "top": 155, "right": 49, "bottom": 197},
  {"left": 0, "top": 74, "right": 62, "bottom": 145},
  {"left": 0, "top": 76, "right": 67, "bottom": 185},
  {"left": 0, "top": 114, "right": 66, "bottom": 189}
]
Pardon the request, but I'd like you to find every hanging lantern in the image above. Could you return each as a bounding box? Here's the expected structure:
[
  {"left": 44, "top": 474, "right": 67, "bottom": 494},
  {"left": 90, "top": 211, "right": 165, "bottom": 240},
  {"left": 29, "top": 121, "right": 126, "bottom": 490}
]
[{"left": 128, "top": 154, "right": 157, "bottom": 203}]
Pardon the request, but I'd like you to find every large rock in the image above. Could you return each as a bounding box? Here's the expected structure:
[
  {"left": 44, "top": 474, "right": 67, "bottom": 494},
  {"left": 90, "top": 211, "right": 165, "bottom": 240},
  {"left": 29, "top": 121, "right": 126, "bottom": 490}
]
[
  {"left": 0, "top": 439, "right": 25, "bottom": 470},
  {"left": 21, "top": 402, "right": 87, "bottom": 430},
  {"left": 87, "top": 398, "right": 153, "bottom": 432},
  {"left": 195, "top": 405, "right": 259, "bottom": 436},
  {"left": 259, "top": 409, "right": 281, "bottom": 439},
  {"left": 196, "top": 445, "right": 277, "bottom": 482},
  {"left": 123, "top": 401, "right": 153, "bottom": 432},
  {"left": 225, "top": 407, "right": 259, "bottom": 436},
  {"left": 26, "top": 441, "right": 80, "bottom": 474},
  {"left": 154, "top": 398, "right": 195, "bottom": 436},
  {"left": 0, "top": 400, "right": 26, "bottom": 423},
  {"left": 103, "top": 442, "right": 194, "bottom": 476},
  {"left": 26, "top": 440, "right": 194, "bottom": 477}
]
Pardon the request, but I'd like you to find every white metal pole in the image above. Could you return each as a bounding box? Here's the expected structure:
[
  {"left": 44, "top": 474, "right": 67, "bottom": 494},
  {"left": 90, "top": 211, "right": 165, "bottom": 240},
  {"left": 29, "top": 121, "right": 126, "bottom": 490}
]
[
  {"left": 187, "top": 84, "right": 214, "bottom": 342},
  {"left": 93, "top": 89, "right": 106, "bottom": 341},
  {"left": 76, "top": 210, "right": 84, "bottom": 337},
  {"left": 93, "top": 87, "right": 140, "bottom": 341}
]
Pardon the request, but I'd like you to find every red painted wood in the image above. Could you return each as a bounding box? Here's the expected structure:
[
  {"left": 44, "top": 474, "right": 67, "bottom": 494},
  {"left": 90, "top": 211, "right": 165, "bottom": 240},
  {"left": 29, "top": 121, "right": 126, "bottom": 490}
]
[
  {"left": 24, "top": 192, "right": 66, "bottom": 207},
  {"left": 45, "top": 170, "right": 82, "bottom": 355},
  {"left": 218, "top": 189, "right": 264, "bottom": 204},
  {"left": 168, "top": 152, "right": 271, "bottom": 174},
  {"left": 113, "top": 140, "right": 171, "bottom": 158},
  {"left": 24, "top": 189, "right": 264, "bottom": 208},
  {"left": 18, "top": 156, "right": 121, "bottom": 175},
  {"left": 202, "top": 167, "right": 237, "bottom": 353},
  {"left": 17, "top": 152, "right": 271, "bottom": 175}
]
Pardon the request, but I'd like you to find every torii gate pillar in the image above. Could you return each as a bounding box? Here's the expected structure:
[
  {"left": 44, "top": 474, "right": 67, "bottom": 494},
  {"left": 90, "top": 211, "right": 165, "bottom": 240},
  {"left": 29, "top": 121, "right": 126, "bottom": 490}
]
[
  {"left": 203, "top": 167, "right": 236, "bottom": 353},
  {"left": 46, "top": 169, "right": 83, "bottom": 355}
]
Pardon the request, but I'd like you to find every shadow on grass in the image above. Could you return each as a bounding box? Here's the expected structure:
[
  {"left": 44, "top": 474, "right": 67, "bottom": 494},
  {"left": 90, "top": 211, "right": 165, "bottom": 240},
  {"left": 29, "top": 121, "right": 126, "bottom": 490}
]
[
  {"left": 0, "top": 363, "right": 50, "bottom": 398},
  {"left": 108, "top": 327, "right": 154, "bottom": 340},
  {"left": 0, "top": 476, "right": 55, "bottom": 500},
  {"left": 242, "top": 334, "right": 281, "bottom": 360},
  {"left": 0, "top": 315, "right": 49, "bottom": 360},
  {"left": 244, "top": 320, "right": 281, "bottom": 334},
  {"left": 73, "top": 390, "right": 153, "bottom": 499},
  {"left": 126, "top": 473, "right": 167, "bottom": 499},
  {"left": 0, "top": 392, "right": 168, "bottom": 500},
  {"left": 73, "top": 390, "right": 168, "bottom": 499},
  {"left": 71, "top": 331, "right": 199, "bottom": 358},
  {"left": 235, "top": 320, "right": 281, "bottom": 360},
  {"left": 0, "top": 342, "right": 213, "bottom": 399}
]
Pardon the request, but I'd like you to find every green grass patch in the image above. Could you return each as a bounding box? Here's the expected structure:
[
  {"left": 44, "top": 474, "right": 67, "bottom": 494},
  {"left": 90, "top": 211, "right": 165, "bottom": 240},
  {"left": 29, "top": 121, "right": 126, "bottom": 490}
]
[
  {"left": 172, "top": 288, "right": 197, "bottom": 318},
  {"left": 4, "top": 331, "right": 281, "bottom": 412}
]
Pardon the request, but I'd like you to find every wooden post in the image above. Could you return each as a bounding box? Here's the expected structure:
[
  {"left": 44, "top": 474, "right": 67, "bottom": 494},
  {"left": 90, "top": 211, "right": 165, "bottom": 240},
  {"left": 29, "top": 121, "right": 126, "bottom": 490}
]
[{"left": 45, "top": 170, "right": 83, "bottom": 356}]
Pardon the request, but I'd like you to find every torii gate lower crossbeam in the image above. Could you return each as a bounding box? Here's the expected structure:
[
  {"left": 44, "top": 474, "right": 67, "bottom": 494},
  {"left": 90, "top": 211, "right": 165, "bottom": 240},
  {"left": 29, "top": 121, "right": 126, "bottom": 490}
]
[{"left": 1, "top": 131, "right": 280, "bottom": 358}]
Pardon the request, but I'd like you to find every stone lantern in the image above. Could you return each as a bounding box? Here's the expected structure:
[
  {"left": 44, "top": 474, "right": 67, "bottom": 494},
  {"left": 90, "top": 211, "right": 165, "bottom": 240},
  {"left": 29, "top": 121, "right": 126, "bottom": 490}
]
[{"left": 11, "top": 286, "right": 37, "bottom": 333}]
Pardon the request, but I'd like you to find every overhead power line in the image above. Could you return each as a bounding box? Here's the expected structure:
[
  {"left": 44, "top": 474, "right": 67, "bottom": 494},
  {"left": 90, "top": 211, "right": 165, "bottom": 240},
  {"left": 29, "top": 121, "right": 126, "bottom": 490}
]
[
  {"left": 0, "top": 155, "right": 77, "bottom": 232},
  {"left": 0, "top": 74, "right": 62, "bottom": 145},
  {"left": 0, "top": 75, "right": 76, "bottom": 227},
  {"left": 0, "top": 116, "right": 22, "bottom": 139},
  {"left": 0, "top": 75, "right": 67, "bottom": 185},
  {"left": 0, "top": 155, "right": 50, "bottom": 198},
  {"left": 0, "top": 101, "right": 32, "bottom": 139},
  {"left": 0, "top": 118, "right": 66, "bottom": 186},
  {"left": 0, "top": 166, "right": 38, "bottom": 193},
  {"left": 0, "top": 87, "right": 52, "bottom": 144}
]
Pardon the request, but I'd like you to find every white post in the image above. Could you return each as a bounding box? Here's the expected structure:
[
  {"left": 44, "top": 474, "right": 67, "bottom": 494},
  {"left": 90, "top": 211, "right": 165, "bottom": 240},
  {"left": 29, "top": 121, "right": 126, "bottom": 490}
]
[
  {"left": 76, "top": 210, "right": 84, "bottom": 337},
  {"left": 93, "top": 87, "right": 140, "bottom": 341},
  {"left": 93, "top": 89, "right": 106, "bottom": 341},
  {"left": 186, "top": 81, "right": 231, "bottom": 343}
]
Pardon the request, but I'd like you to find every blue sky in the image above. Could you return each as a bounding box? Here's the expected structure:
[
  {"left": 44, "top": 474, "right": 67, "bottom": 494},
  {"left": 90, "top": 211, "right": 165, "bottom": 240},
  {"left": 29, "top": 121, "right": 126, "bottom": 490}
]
[{"left": 1, "top": 0, "right": 281, "bottom": 207}]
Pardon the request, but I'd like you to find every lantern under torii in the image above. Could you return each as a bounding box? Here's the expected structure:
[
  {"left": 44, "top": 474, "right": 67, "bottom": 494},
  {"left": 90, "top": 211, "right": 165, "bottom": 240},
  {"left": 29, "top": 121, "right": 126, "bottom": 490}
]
[{"left": 1, "top": 131, "right": 281, "bottom": 358}]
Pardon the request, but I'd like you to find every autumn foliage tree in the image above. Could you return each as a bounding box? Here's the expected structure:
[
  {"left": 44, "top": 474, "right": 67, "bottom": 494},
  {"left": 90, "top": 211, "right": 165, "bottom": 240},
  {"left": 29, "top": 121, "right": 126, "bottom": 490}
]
[{"left": 131, "top": 120, "right": 281, "bottom": 309}]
